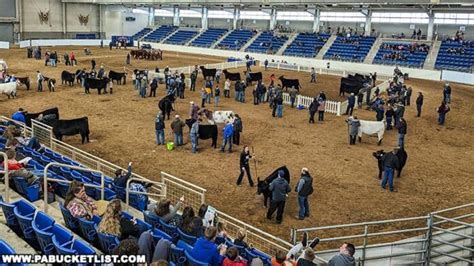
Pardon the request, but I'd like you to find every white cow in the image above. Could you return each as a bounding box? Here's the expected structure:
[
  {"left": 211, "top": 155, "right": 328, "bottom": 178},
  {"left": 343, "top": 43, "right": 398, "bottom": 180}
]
[
  {"left": 210, "top": 111, "right": 235, "bottom": 124},
  {"left": 358, "top": 119, "right": 385, "bottom": 145},
  {"left": 148, "top": 71, "right": 166, "bottom": 83},
  {"left": 0, "top": 81, "right": 18, "bottom": 99}
]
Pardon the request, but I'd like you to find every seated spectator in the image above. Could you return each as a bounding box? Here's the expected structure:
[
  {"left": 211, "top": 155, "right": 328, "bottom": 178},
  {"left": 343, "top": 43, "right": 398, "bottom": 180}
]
[
  {"left": 153, "top": 196, "right": 184, "bottom": 223},
  {"left": 1, "top": 148, "right": 38, "bottom": 185},
  {"left": 272, "top": 250, "right": 296, "bottom": 266},
  {"left": 190, "top": 226, "right": 226, "bottom": 266},
  {"left": 178, "top": 206, "right": 204, "bottom": 237},
  {"left": 217, "top": 221, "right": 228, "bottom": 239},
  {"left": 5, "top": 125, "right": 43, "bottom": 151},
  {"left": 98, "top": 199, "right": 143, "bottom": 240},
  {"left": 65, "top": 180, "right": 99, "bottom": 220},
  {"left": 234, "top": 229, "right": 249, "bottom": 249},
  {"left": 327, "top": 243, "right": 356, "bottom": 266},
  {"left": 223, "top": 246, "right": 247, "bottom": 266}
]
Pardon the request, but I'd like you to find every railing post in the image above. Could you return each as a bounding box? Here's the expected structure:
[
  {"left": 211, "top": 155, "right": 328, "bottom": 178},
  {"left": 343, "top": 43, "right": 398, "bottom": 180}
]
[
  {"left": 336, "top": 102, "right": 341, "bottom": 116},
  {"left": 425, "top": 214, "right": 434, "bottom": 264},
  {"left": 0, "top": 152, "right": 9, "bottom": 203},
  {"left": 361, "top": 225, "right": 368, "bottom": 266},
  {"left": 291, "top": 228, "right": 298, "bottom": 244}
]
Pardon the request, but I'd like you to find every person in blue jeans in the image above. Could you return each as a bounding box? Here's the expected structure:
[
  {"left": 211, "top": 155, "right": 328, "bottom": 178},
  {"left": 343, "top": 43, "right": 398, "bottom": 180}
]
[
  {"left": 190, "top": 119, "right": 199, "bottom": 153},
  {"left": 276, "top": 96, "right": 283, "bottom": 118},
  {"left": 395, "top": 118, "right": 407, "bottom": 148},
  {"left": 437, "top": 101, "right": 450, "bottom": 125},
  {"left": 221, "top": 121, "right": 233, "bottom": 152},
  {"left": 295, "top": 168, "right": 313, "bottom": 220},
  {"left": 155, "top": 112, "right": 165, "bottom": 145},
  {"left": 170, "top": 115, "right": 185, "bottom": 146},
  {"left": 36, "top": 71, "right": 43, "bottom": 92},
  {"left": 381, "top": 148, "right": 400, "bottom": 192}
]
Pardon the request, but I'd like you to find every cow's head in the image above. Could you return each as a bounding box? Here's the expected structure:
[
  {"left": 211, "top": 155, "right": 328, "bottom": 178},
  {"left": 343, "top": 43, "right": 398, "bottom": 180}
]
[
  {"left": 257, "top": 178, "right": 270, "bottom": 195},
  {"left": 372, "top": 150, "right": 385, "bottom": 161},
  {"left": 278, "top": 75, "right": 284, "bottom": 80},
  {"left": 199, "top": 66, "right": 205, "bottom": 70}
]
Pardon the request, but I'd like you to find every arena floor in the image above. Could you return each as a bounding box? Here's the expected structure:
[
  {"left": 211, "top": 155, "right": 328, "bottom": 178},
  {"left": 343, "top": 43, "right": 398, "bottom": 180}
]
[{"left": 1, "top": 46, "right": 473, "bottom": 242}]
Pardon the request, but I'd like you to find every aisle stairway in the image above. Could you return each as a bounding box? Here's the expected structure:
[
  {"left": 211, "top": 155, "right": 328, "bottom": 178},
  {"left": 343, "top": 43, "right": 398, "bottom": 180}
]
[
  {"left": 424, "top": 40, "right": 441, "bottom": 70},
  {"left": 316, "top": 35, "right": 337, "bottom": 59},
  {"left": 276, "top": 33, "right": 298, "bottom": 55},
  {"left": 363, "top": 37, "right": 384, "bottom": 64}
]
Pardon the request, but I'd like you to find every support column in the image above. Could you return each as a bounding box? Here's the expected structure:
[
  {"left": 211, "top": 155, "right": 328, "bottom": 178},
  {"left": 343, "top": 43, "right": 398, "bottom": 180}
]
[
  {"left": 269, "top": 8, "right": 277, "bottom": 30},
  {"left": 201, "top": 7, "right": 208, "bottom": 30},
  {"left": 62, "top": 2, "right": 67, "bottom": 36},
  {"left": 99, "top": 5, "right": 103, "bottom": 39},
  {"left": 312, "top": 9, "right": 320, "bottom": 33},
  {"left": 233, "top": 7, "right": 240, "bottom": 30},
  {"left": 148, "top": 7, "right": 155, "bottom": 27},
  {"left": 364, "top": 10, "right": 372, "bottom": 36},
  {"left": 173, "top": 6, "right": 180, "bottom": 27},
  {"left": 427, "top": 12, "right": 434, "bottom": 41}
]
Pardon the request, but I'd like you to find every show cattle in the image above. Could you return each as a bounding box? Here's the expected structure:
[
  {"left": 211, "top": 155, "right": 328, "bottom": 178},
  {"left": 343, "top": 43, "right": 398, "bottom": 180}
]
[
  {"left": 158, "top": 94, "right": 176, "bottom": 120},
  {"left": 17, "top": 77, "right": 30, "bottom": 90},
  {"left": 84, "top": 78, "right": 109, "bottom": 94},
  {"left": 185, "top": 118, "right": 218, "bottom": 148},
  {"left": 257, "top": 166, "right": 290, "bottom": 208},
  {"left": 245, "top": 72, "right": 263, "bottom": 84},
  {"left": 339, "top": 74, "right": 371, "bottom": 96},
  {"left": 373, "top": 148, "right": 408, "bottom": 179},
  {"left": 279, "top": 76, "right": 301, "bottom": 91},
  {"left": 358, "top": 120, "right": 385, "bottom": 145},
  {"left": 200, "top": 66, "right": 217, "bottom": 80},
  {"left": 25, "top": 107, "right": 60, "bottom": 127},
  {"left": 50, "top": 117, "right": 90, "bottom": 144},
  {"left": 222, "top": 70, "right": 241, "bottom": 81},
  {"left": 108, "top": 70, "right": 127, "bottom": 85},
  {"left": 0, "top": 81, "right": 18, "bottom": 99},
  {"left": 61, "top": 71, "right": 76, "bottom": 86},
  {"left": 130, "top": 49, "right": 163, "bottom": 60}
]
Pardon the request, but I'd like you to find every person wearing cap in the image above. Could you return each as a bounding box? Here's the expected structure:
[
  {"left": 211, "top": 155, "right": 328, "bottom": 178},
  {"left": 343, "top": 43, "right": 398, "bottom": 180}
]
[
  {"left": 443, "top": 83, "right": 451, "bottom": 103},
  {"left": 171, "top": 115, "right": 185, "bottom": 146},
  {"left": 155, "top": 112, "right": 165, "bottom": 145},
  {"left": 295, "top": 168, "right": 314, "bottom": 220},
  {"left": 190, "top": 119, "right": 199, "bottom": 153},
  {"left": 97, "top": 65, "right": 105, "bottom": 79},
  {"left": 266, "top": 169, "right": 291, "bottom": 224},
  {"left": 221, "top": 121, "right": 233, "bottom": 153},
  {"left": 381, "top": 148, "right": 400, "bottom": 192},
  {"left": 12, "top": 108, "right": 26, "bottom": 124},
  {"left": 189, "top": 101, "right": 200, "bottom": 120},
  {"left": 345, "top": 93, "right": 356, "bottom": 116},
  {"left": 395, "top": 117, "right": 407, "bottom": 148}
]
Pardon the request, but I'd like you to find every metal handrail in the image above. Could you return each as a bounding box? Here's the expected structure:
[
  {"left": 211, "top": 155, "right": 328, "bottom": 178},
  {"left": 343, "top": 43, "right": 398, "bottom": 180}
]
[
  {"left": 433, "top": 214, "right": 474, "bottom": 227},
  {"left": 43, "top": 162, "right": 105, "bottom": 213},
  {"left": 0, "top": 152, "right": 9, "bottom": 203},
  {"left": 125, "top": 177, "right": 166, "bottom": 212}
]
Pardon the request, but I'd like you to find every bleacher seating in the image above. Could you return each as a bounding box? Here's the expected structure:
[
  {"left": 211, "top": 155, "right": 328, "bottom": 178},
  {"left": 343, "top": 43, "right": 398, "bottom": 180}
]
[
  {"left": 435, "top": 40, "right": 474, "bottom": 72},
  {"left": 283, "top": 33, "right": 330, "bottom": 58},
  {"left": 324, "top": 35, "right": 376, "bottom": 62},
  {"left": 132, "top": 27, "right": 153, "bottom": 40},
  {"left": 143, "top": 25, "right": 178, "bottom": 42},
  {"left": 0, "top": 239, "right": 26, "bottom": 266},
  {"left": 216, "top": 29, "right": 255, "bottom": 50},
  {"left": 373, "top": 42, "right": 430, "bottom": 68},
  {"left": 245, "top": 32, "right": 288, "bottom": 54},
  {"left": 190, "top": 28, "right": 228, "bottom": 48},
  {"left": 165, "top": 30, "right": 198, "bottom": 45}
]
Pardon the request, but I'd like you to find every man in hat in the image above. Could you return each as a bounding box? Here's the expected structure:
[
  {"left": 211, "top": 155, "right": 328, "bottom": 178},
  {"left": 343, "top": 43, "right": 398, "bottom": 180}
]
[
  {"left": 266, "top": 169, "right": 291, "bottom": 224},
  {"left": 189, "top": 101, "right": 199, "bottom": 120},
  {"left": 381, "top": 148, "right": 400, "bottom": 192},
  {"left": 171, "top": 115, "right": 185, "bottom": 146},
  {"left": 155, "top": 111, "right": 165, "bottom": 145},
  {"left": 295, "top": 168, "right": 313, "bottom": 220},
  {"left": 345, "top": 93, "right": 356, "bottom": 115}
]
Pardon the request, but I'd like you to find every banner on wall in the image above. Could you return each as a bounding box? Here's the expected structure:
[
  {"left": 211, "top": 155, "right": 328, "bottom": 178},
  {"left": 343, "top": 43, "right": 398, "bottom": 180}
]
[{"left": 111, "top": 36, "right": 134, "bottom": 47}]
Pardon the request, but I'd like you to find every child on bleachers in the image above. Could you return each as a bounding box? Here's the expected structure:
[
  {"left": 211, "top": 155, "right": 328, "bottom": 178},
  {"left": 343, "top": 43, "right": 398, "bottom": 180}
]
[{"left": 223, "top": 246, "right": 247, "bottom": 266}]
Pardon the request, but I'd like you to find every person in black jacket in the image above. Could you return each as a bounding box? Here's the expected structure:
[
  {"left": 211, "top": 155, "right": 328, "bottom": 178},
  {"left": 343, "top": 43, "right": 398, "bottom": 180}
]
[
  {"left": 149, "top": 78, "right": 158, "bottom": 97},
  {"left": 178, "top": 206, "right": 204, "bottom": 237},
  {"left": 232, "top": 114, "right": 242, "bottom": 145},
  {"left": 385, "top": 105, "right": 395, "bottom": 130},
  {"left": 381, "top": 148, "right": 400, "bottom": 192},
  {"left": 308, "top": 98, "right": 317, "bottom": 124},
  {"left": 98, "top": 199, "right": 141, "bottom": 240},
  {"left": 266, "top": 170, "right": 291, "bottom": 224},
  {"left": 155, "top": 112, "right": 165, "bottom": 145},
  {"left": 236, "top": 146, "right": 254, "bottom": 187},
  {"left": 295, "top": 168, "right": 314, "bottom": 220},
  {"left": 416, "top": 92, "right": 423, "bottom": 117},
  {"left": 395, "top": 118, "right": 407, "bottom": 148}
]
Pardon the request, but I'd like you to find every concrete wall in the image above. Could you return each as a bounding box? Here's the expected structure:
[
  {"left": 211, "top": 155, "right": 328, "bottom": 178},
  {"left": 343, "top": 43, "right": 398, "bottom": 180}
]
[
  {"left": 277, "top": 20, "right": 313, "bottom": 32},
  {"left": 373, "top": 23, "right": 429, "bottom": 38},
  {"left": 240, "top": 19, "right": 269, "bottom": 30},
  {"left": 155, "top": 17, "right": 174, "bottom": 26},
  {"left": 0, "top": 24, "right": 14, "bottom": 42},
  {"left": 180, "top": 17, "right": 201, "bottom": 28},
  {"left": 102, "top": 5, "right": 148, "bottom": 39},
  {"left": 0, "top": 0, "right": 16, "bottom": 42}
]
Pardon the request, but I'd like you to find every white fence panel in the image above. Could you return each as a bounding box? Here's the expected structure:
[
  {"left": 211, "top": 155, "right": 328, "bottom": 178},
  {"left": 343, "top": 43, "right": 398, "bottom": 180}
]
[
  {"left": 325, "top": 100, "right": 341, "bottom": 115},
  {"left": 0, "top": 42, "right": 9, "bottom": 49},
  {"left": 282, "top": 93, "right": 292, "bottom": 105},
  {"left": 19, "top": 40, "right": 31, "bottom": 48}
]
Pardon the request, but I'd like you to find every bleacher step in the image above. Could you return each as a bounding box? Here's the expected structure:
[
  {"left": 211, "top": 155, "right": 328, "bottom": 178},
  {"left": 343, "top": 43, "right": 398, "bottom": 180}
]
[
  {"left": 138, "top": 25, "right": 161, "bottom": 42},
  {"left": 276, "top": 32, "right": 298, "bottom": 56},
  {"left": 316, "top": 35, "right": 337, "bottom": 59},
  {"left": 424, "top": 40, "right": 441, "bottom": 70},
  {"left": 159, "top": 28, "right": 180, "bottom": 44},
  {"left": 211, "top": 30, "right": 232, "bottom": 49},
  {"left": 363, "top": 37, "right": 384, "bottom": 64},
  {"left": 240, "top": 31, "right": 262, "bottom": 52},
  {"left": 185, "top": 29, "right": 204, "bottom": 46}
]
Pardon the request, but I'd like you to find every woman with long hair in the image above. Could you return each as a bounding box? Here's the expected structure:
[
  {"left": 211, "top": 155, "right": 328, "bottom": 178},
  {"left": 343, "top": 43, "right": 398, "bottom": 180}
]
[
  {"left": 153, "top": 196, "right": 184, "bottom": 223},
  {"left": 64, "top": 180, "right": 97, "bottom": 220},
  {"left": 179, "top": 206, "right": 204, "bottom": 237},
  {"left": 236, "top": 145, "right": 254, "bottom": 187},
  {"left": 98, "top": 199, "right": 140, "bottom": 240}
]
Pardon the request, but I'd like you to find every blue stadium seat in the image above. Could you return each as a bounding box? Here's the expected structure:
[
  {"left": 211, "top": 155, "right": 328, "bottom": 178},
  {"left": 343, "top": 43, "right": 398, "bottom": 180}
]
[
  {"left": 170, "top": 245, "right": 186, "bottom": 266},
  {"left": 32, "top": 211, "right": 56, "bottom": 255},
  {"left": 0, "top": 239, "right": 27, "bottom": 266},
  {"left": 245, "top": 32, "right": 288, "bottom": 54},
  {"left": 144, "top": 25, "right": 178, "bottom": 42},
  {"left": 97, "top": 227, "right": 120, "bottom": 254},
  {"left": 132, "top": 27, "right": 153, "bottom": 40},
  {"left": 190, "top": 28, "right": 228, "bottom": 48},
  {"left": 177, "top": 227, "right": 197, "bottom": 246},
  {"left": 152, "top": 228, "right": 173, "bottom": 243},
  {"left": 59, "top": 202, "right": 80, "bottom": 233},
  {"left": 78, "top": 216, "right": 100, "bottom": 243},
  {"left": 54, "top": 238, "right": 95, "bottom": 256},
  {"left": 144, "top": 210, "right": 163, "bottom": 229},
  {"left": 13, "top": 200, "right": 37, "bottom": 247},
  {"left": 0, "top": 198, "right": 22, "bottom": 235},
  {"left": 184, "top": 250, "right": 209, "bottom": 266},
  {"left": 216, "top": 29, "right": 255, "bottom": 50},
  {"left": 284, "top": 33, "right": 330, "bottom": 58},
  {"left": 159, "top": 219, "right": 178, "bottom": 240},
  {"left": 165, "top": 30, "right": 198, "bottom": 45},
  {"left": 11, "top": 175, "right": 40, "bottom": 202},
  {"left": 324, "top": 35, "right": 375, "bottom": 62},
  {"left": 435, "top": 40, "right": 474, "bottom": 72}
]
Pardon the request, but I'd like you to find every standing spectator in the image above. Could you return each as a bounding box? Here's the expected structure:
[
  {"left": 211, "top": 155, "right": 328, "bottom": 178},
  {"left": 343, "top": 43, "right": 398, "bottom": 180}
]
[
  {"left": 221, "top": 121, "right": 233, "bottom": 153},
  {"left": 318, "top": 98, "right": 325, "bottom": 122},
  {"left": 155, "top": 112, "right": 165, "bottom": 145},
  {"left": 206, "top": 87, "right": 212, "bottom": 104},
  {"left": 149, "top": 78, "right": 158, "bottom": 97},
  {"left": 385, "top": 105, "right": 394, "bottom": 130},
  {"left": 36, "top": 71, "right": 43, "bottom": 92},
  {"left": 375, "top": 104, "right": 384, "bottom": 121},
  {"left": 396, "top": 118, "right": 407, "bottom": 148},
  {"left": 91, "top": 59, "right": 96, "bottom": 70},
  {"left": 346, "top": 116, "right": 360, "bottom": 145},
  {"left": 443, "top": 83, "right": 451, "bottom": 103},
  {"left": 232, "top": 114, "right": 242, "bottom": 145},
  {"left": 308, "top": 98, "right": 318, "bottom": 124},
  {"left": 139, "top": 76, "right": 147, "bottom": 98},
  {"left": 266, "top": 170, "right": 291, "bottom": 224},
  {"left": 224, "top": 79, "right": 231, "bottom": 98},
  {"left": 327, "top": 243, "right": 356, "bottom": 266},
  {"left": 109, "top": 41, "right": 113, "bottom": 50},
  {"left": 357, "top": 91, "right": 363, "bottom": 108},
  {"left": 215, "top": 69, "right": 221, "bottom": 84},
  {"left": 437, "top": 101, "right": 450, "bottom": 125},
  {"left": 276, "top": 95, "right": 284, "bottom": 118},
  {"left": 365, "top": 86, "right": 372, "bottom": 106},
  {"left": 64, "top": 52, "right": 70, "bottom": 66},
  {"left": 310, "top": 67, "right": 316, "bottom": 83},
  {"left": 70, "top": 51, "right": 77, "bottom": 66},
  {"left": 264, "top": 59, "right": 269, "bottom": 70},
  {"left": 189, "top": 101, "right": 200, "bottom": 120},
  {"left": 416, "top": 92, "right": 424, "bottom": 117},
  {"left": 171, "top": 115, "right": 185, "bottom": 146},
  {"left": 345, "top": 93, "right": 355, "bottom": 115},
  {"left": 381, "top": 148, "right": 399, "bottom": 192},
  {"left": 289, "top": 87, "right": 298, "bottom": 108},
  {"left": 200, "top": 87, "right": 207, "bottom": 108},
  {"left": 190, "top": 119, "right": 199, "bottom": 154},
  {"left": 295, "top": 168, "right": 313, "bottom": 220},
  {"left": 126, "top": 53, "right": 131, "bottom": 65},
  {"left": 236, "top": 146, "right": 254, "bottom": 187},
  {"left": 97, "top": 65, "right": 105, "bottom": 79},
  {"left": 405, "top": 86, "right": 413, "bottom": 106},
  {"left": 253, "top": 86, "right": 259, "bottom": 105},
  {"left": 190, "top": 70, "right": 197, "bottom": 91}
]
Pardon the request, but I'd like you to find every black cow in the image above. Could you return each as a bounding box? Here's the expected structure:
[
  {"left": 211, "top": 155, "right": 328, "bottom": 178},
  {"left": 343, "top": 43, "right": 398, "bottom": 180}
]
[
  {"left": 244, "top": 71, "right": 262, "bottom": 85},
  {"left": 17, "top": 77, "right": 30, "bottom": 90},
  {"left": 184, "top": 119, "right": 218, "bottom": 148},
  {"left": 61, "top": 71, "right": 75, "bottom": 86},
  {"left": 84, "top": 78, "right": 109, "bottom": 94},
  {"left": 222, "top": 70, "right": 241, "bottom": 81},
  {"left": 51, "top": 117, "right": 90, "bottom": 144},
  {"left": 279, "top": 76, "right": 301, "bottom": 91},
  {"left": 108, "top": 71, "right": 127, "bottom": 85},
  {"left": 25, "top": 107, "right": 60, "bottom": 127},
  {"left": 200, "top": 66, "right": 217, "bottom": 80},
  {"left": 339, "top": 74, "right": 371, "bottom": 96},
  {"left": 372, "top": 149, "right": 408, "bottom": 179},
  {"left": 257, "top": 166, "right": 290, "bottom": 208},
  {"left": 158, "top": 94, "right": 176, "bottom": 120}
]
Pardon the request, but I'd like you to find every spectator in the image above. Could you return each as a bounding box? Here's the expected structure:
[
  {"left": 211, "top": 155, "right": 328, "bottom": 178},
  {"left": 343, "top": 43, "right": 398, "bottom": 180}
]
[
  {"left": 276, "top": 95, "right": 284, "bottom": 118},
  {"left": 443, "top": 83, "right": 451, "bottom": 103},
  {"left": 11, "top": 108, "right": 26, "bottom": 124},
  {"left": 139, "top": 76, "right": 147, "bottom": 98},
  {"left": 310, "top": 68, "right": 316, "bottom": 83},
  {"left": 437, "top": 101, "right": 450, "bottom": 125},
  {"left": 190, "top": 226, "right": 226, "bottom": 266},
  {"left": 395, "top": 118, "right": 407, "bottom": 148},
  {"left": 264, "top": 59, "right": 269, "bottom": 70},
  {"left": 215, "top": 86, "right": 221, "bottom": 107},
  {"left": 345, "top": 93, "right": 355, "bottom": 115},
  {"left": 149, "top": 78, "right": 158, "bottom": 97},
  {"left": 36, "top": 71, "right": 43, "bottom": 92},
  {"left": 346, "top": 116, "right": 360, "bottom": 145},
  {"left": 405, "top": 87, "right": 412, "bottom": 106},
  {"left": 171, "top": 115, "right": 185, "bottom": 146},
  {"left": 224, "top": 79, "right": 231, "bottom": 98},
  {"left": 70, "top": 51, "right": 77, "bottom": 66},
  {"left": 221, "top": 120, "right": 233, "bottom": 153},
  {"left": 236, "top": 145, "right": 254, "bottom": 187},
  {"left": 385, "top": 106, "right": 394, "bottom": 130},
  {"left": 328, "top": 243, "right": 356, "bottom": 266},
  {"left": 179, "top": 206, "right": 204, "bottom": 237},
  {"left": 308, "top": 98, "right": 317, "bottom": 124},
  {"left": 317, "top": 98, "right": 325, "bottom": 122},
  {"left": 232, "top": 114, "right": 242, "bottom": 146},
  {"left": 155, "top": 112, "right": 165, "bottom": 145},
  {"left": 295, "top": 168, "right": 313, "bottom": 220},
  {"left": 375, "top": 104, "right": 384, "bottom": 121},
  {"left": 233, "top": 229, "right": 249, "bottom": 248},
  {"left": 381, "top": 148, "right": 400, "bottom": 192},
  {"left": 190, "top": 119, "right": 199, "bottom": 154},
  {"left": 215, "top": 69, "right": 221, "bottom": 84},
  {"left": 64, "top": 180, "right": 98, "bottom": 219},
  {"left": 153, "top": 196, "right": 184, "bottom": 223},
  {"left": 2, "top": 149, "right": 38, "bottom": 186},
  {"left": 113, "top": 162, "right": 133, "bottom": 188},
  {"left": 217, "top": 222, "right": 228, "bottom": 239},
  {"left": 272, "top": 250, "right": 296, "bottom": 266},
  {"left": 189, "top": 101, "right": 200, "bottom": 120},
  {"left": 223, "top": 246, "right": 246, "bottom": 266},
  {"left": 97, "top": 199, "right": 141, "bottom": 240},
  {"left": 201, "top": 87, "right": 208, "bottom": 108},
  {"left": 357, "top": 91, "right": 363, "bottom": 108},
  {"left": 190, "top": 70, "right": 197, "bottom": 91},
  {"left": 416, "top": 92, "right": 424, "bottom": 117},
  {"left": 266, "top": 170, "right": 291, "bottom": 224},
  {"left": 289, "top": 87, "right": 298, "bottom": 108}
]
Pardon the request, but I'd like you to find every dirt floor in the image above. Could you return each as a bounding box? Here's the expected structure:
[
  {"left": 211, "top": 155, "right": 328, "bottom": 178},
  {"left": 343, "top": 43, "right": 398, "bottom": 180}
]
[{"left": 1, "top": 46, "right": 473, "bottom": 244}]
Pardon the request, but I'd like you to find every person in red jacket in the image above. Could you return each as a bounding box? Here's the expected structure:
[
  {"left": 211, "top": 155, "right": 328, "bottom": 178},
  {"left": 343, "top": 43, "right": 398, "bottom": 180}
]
[
  {"left": 223, "top": 246, "right": 247, "bottom": 266},
  {"left": 3, "top": 149, "right": 37, "bottom": 185}
]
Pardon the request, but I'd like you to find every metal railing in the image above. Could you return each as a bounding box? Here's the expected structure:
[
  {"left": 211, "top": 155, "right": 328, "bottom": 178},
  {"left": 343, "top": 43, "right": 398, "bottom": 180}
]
[
  {"left": 160, "top": 171, "right": 206, "bottom": 212},
  {"left": 43, "top": 162, "right": 106, "bottom": 213},
  {"left": 125, "top": 177, "right": 166, "bottom": 212},
  {"left": 0, "top": 152, "right": 9, "bottom": 203}
]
